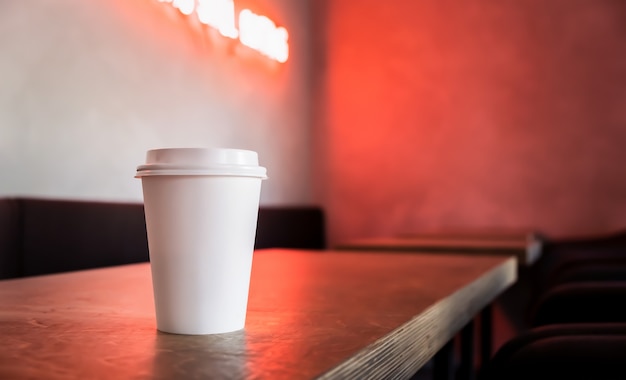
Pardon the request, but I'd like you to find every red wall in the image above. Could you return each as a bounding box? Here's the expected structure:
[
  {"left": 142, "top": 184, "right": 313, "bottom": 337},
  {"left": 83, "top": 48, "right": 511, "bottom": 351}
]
[{"left": 313, "top": 0, "right": 626, "bottom": 246}]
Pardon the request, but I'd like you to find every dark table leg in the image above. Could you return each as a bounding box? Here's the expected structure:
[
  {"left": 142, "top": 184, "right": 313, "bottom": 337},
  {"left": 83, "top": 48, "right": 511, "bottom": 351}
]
[
  {"left": 458, "top": 319, "right": 475, "bottom": 380},
  {"left": 480, "top": 305, "right": 493, "bottom": 370},
  {"left": 433, "top": 339, "right": 455, "bottom": 380}
]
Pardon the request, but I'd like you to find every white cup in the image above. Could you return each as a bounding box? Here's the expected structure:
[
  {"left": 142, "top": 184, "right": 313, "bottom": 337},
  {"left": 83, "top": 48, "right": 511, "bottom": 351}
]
[{"left": 136, "top": 148, "right": 267, "bottom": 335}]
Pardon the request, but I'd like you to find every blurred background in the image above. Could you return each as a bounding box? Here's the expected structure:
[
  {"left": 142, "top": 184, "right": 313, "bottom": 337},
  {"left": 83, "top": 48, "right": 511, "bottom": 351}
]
[{"left": 1, "top": 0, "right": 625, "bottom": 247}]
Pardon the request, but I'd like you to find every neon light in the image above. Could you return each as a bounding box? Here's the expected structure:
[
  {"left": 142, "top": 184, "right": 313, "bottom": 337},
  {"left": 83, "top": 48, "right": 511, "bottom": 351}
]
[
  {"left": 173, "top": 0, "right": 195, "bottom": 16},
  {"left": 197, "top": 0, "right": 238, "bottom": 39},
  {"left": 156, "top": 0, "right": 289, "bottom": 63},
  {"left": 239, "top": 10, "right": 288, "bottom": 63}
]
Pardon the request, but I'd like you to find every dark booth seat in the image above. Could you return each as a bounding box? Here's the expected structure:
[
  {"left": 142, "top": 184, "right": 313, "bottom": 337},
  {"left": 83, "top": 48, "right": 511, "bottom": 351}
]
[
  {"left": 20, "top": 198, "right": 150, "bottom": 277},
  {"left": 485, "top": 279, "right": 626, "bottom": 380},
  {"left": 527, "top": 230, "right": 626, "bottom": 324},
  {"left": 479, "top": 323, "right": 626, "bottom": 380},
  {"left": 529, "top": 281, "right": 626, "bottom": 327},
  {"left": 0, "top": 198, "right": 20, "bottom": 279},
  {"left": 481, "top": 230, "right": 626, "bottom": 380},
  {"left": 255, "top": 206, "right": 326, "bottom": 250},
  {"left": 541, "top": 257, "right": 626, "bottom": 292},
  {"left": 0, "top": 197, "right": 326, "bottom": 280},
  {"left": 534, "top": 229, "right": 626, "bottom": 291}
]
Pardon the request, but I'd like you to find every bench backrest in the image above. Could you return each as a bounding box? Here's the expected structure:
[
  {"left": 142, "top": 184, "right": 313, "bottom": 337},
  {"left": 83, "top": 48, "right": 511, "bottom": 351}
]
[{"left": 0, "top": 198, "right": 326, "bottom": 279}]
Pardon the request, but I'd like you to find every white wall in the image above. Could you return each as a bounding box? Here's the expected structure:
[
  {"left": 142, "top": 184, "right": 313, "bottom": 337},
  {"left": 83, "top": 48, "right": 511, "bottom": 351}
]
[{"left": 0, "top": 0, "right": 312, "bottom": 205}]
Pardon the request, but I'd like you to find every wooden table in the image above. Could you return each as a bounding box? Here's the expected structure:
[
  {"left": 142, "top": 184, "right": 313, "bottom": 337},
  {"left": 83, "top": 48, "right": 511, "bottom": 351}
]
[
  {"left": 335, "top": 231, "right": 543, "bottom": 376},
  {"left": 335, "top": 232, "right": 543, "bottom": 266},
  {"left": 0, "top": 249, "right": 516, "bottom": 380}
]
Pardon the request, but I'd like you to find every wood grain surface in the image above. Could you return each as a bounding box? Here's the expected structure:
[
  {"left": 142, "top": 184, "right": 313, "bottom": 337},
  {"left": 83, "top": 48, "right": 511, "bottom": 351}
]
[{"left": 0, "top": 249, "right": 516, "bottom": 379}]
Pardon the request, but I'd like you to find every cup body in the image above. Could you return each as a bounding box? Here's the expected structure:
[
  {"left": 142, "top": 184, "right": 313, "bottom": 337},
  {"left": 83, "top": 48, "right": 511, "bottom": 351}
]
[{"left": 136, "top": 148, "right": 266, "bottom": 335}]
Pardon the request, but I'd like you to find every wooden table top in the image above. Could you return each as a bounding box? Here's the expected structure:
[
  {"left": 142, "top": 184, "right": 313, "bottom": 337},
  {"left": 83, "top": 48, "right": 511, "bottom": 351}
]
[
  {"left": 335, "top": 233, "right": 543, "bottom": 266},
  {"left": 0, "top": 249, "right": 516, "bottom": 380}
]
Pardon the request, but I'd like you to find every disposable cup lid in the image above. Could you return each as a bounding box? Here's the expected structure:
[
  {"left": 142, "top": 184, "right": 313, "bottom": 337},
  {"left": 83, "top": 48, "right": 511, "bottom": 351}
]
[{"left": 135, "top": 148, "right": 267, "bottom": 178}]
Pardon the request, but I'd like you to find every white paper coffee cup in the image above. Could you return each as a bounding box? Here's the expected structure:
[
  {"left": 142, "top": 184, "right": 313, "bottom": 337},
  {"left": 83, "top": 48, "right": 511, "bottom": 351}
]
[{"left": 136, "top": 148, "right": 267, "bottom": 335}]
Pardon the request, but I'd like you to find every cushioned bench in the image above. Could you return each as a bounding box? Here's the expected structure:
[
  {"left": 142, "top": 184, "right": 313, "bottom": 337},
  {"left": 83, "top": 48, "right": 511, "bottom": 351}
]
[
  {"left": 255, "top": 206, "right": 326, "bottom": 250},
  {"left": 534, "top": 229, "right": 626, "bottom": 291},
  {"left": 20, "top": 198, "right": 150, "bottom": 277},
  {"left": 480, "top": 323, "right": 626, "bottom": 380},
  {"left": 0, "top": 198, "right": 20, "bottom": 279},
  {"left": 0, "top": 197, "right": 326, "bottom": 280}
]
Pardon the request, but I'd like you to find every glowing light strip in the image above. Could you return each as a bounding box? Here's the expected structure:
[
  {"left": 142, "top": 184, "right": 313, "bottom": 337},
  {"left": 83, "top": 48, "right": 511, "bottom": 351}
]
[{"left": 157, "top": 0, "right": 289, "bottom": 63}]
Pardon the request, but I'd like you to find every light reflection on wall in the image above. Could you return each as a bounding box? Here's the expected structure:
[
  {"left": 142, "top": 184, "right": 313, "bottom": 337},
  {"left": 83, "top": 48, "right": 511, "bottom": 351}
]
[{"left": 156, "top": 0, "right": 289, "bottom": 63}]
